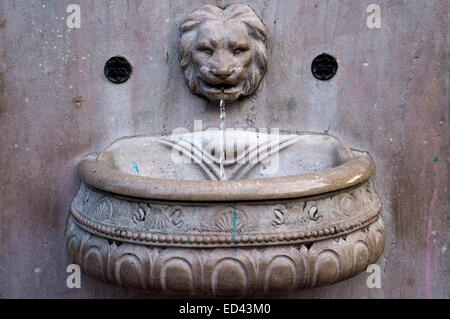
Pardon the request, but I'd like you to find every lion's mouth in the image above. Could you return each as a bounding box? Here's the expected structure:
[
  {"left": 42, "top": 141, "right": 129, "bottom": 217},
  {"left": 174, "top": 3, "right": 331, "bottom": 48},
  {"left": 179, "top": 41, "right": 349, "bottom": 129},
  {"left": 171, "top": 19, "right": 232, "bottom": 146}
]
[{"left": 204, "top": 82, "right": 241, "bottom": 94}]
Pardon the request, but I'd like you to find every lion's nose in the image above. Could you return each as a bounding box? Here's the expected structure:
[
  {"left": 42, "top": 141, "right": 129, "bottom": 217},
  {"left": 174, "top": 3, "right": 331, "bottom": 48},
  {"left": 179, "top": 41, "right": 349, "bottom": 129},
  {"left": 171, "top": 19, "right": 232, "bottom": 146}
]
[{"left": 211, "top": 68, "right": 234, "bottom": 80}]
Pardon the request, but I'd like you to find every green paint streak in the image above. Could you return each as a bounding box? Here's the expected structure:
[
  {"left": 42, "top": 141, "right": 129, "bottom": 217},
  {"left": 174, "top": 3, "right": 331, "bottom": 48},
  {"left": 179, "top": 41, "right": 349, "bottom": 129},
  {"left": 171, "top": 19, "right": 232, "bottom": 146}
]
[{"left": 433, "top": 157, "right": 439, "bottom": 162}]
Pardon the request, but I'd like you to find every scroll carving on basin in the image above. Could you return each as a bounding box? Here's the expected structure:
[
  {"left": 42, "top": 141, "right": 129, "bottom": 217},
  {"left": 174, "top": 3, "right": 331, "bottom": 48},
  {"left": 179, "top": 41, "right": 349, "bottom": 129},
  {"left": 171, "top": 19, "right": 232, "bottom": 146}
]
[{"left": 65, "top": 3, "right": 384, "bottom": 296}]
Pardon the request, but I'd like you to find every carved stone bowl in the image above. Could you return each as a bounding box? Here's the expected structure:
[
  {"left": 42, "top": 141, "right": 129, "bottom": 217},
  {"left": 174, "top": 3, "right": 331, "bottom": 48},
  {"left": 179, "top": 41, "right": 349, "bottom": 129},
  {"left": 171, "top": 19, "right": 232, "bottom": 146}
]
[{"left": 66, "top": 130, "right": 384, "bottom": 296}]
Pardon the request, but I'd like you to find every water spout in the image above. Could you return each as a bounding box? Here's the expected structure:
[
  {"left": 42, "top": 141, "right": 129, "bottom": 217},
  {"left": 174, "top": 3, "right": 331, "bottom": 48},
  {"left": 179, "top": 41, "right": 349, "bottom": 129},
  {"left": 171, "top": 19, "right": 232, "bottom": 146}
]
[{"left": 219, "top": 99, "right": 226, "bottom": 181}]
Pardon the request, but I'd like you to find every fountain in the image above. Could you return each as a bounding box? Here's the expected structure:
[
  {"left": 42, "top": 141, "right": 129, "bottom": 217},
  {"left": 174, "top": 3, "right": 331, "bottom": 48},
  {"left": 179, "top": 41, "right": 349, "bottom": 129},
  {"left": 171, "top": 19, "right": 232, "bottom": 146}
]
[{"left": 66, "top": 4, "right": 384, "bottom": 296}]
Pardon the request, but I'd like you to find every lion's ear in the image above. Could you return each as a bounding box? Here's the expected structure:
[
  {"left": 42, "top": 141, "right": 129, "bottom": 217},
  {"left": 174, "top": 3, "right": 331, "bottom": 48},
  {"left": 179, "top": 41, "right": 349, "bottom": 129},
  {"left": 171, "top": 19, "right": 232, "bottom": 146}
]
[
  {"left": 244, "top": 22, "right": 266, "bottom": 43},
  {"left": 179, "top": 52, "right": 191, "bottom": 68},
  {"left": 180, "top": 20, "right": 202, "bottom": 32}
]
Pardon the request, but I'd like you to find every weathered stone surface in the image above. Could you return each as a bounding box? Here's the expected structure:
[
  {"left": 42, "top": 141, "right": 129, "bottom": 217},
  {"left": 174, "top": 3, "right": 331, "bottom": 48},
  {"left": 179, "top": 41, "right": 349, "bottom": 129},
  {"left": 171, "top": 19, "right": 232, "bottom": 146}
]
[
  {"left": 69, "top": 178, "right": 381, "bottom": 249},
  {"left": 179, "top": 4, "right": 267, "bottom": 103},
  {"left": 0, "top": 0, "right": 448, "bottom": 298},
  {"left": 67, "top": 128, "right": 382, "bottom": 295},
  {"left": 66, "top": 216, "right": 385, "bottom": 295}
]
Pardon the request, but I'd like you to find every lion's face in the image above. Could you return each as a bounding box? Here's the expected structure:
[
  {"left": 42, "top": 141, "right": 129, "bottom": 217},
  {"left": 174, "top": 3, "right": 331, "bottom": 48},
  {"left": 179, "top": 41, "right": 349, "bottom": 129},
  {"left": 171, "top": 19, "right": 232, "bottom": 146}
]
[
  {"left": 191, "top": 21, "right": 253, "bottom": 102},
  {"left": 179, "top": 4, "right": 267, "bottom": 103}
]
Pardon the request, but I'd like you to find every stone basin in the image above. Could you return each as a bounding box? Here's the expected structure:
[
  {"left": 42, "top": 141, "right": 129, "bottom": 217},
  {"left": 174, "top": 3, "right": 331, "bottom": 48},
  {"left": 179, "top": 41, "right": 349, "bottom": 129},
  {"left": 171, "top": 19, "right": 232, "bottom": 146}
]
[{"left": 66, "top": 130, "right": 384, "bottom": 296}]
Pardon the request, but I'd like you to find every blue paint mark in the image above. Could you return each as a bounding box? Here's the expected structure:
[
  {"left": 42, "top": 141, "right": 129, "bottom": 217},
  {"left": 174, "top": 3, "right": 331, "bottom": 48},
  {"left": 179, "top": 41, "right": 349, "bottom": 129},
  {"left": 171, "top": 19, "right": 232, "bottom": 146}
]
[
  {"left": 232, "top": 204, "right": 238, "bottom": 235},
  {"left": 131, "top": 161, "right": 140, "bottom": 175},
  {"left": 232, "top": 204, "right": 239, "bottom": 261},
  {"left": 433, "top": 157, "right": 439, "bottom": 162}
]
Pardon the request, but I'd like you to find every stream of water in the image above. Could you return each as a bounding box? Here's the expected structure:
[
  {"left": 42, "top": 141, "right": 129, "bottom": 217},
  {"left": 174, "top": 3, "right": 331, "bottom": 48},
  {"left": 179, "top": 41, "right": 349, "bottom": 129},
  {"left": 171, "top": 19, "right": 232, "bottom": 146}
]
[{"left": 219, "top": 99, "right": 226, "bottom": 181}]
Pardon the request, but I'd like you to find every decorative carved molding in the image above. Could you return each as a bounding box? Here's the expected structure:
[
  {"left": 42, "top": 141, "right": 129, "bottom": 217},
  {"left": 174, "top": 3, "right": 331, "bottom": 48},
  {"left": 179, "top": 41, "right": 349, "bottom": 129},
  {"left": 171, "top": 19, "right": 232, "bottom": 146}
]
[
  {"left": 158, "top": 131, "right": 301, "bottom": 181},
  {"left": 70, "top": 180, "right": 381, "bottom": 248},
  {"left": 66, "top": 216, "right": 385, "bottom": 295}
]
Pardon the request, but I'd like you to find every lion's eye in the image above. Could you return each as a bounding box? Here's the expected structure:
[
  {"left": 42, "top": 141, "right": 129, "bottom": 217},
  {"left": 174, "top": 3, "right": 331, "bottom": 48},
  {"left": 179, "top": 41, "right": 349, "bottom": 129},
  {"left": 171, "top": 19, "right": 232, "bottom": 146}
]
[
  {"left": 234, "top": 47, "right": 248, "bottom": 55},
  {"left": 198, "top": 47, "right": 213, "bottom": 56}
]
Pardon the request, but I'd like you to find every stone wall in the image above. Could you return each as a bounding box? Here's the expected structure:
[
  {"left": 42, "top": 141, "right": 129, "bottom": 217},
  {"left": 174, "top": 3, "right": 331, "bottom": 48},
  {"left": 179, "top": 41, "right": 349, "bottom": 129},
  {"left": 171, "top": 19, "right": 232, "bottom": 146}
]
[{"left": 0, "top": 0, "right": 448, "bottom": 298}]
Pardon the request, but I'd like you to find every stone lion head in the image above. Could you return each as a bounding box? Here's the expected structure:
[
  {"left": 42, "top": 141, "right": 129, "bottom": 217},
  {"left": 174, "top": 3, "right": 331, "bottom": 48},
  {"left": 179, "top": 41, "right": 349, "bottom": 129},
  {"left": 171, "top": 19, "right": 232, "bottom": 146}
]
[{"left": 179, "top": 4, "right": 267, "bottom": 103}]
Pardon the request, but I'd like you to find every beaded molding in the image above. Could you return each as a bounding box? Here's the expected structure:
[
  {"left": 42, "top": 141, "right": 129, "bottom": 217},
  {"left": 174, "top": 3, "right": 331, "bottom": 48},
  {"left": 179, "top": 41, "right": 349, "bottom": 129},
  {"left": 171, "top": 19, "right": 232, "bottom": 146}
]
[{"left": 70, "top": 180, "right": 381, "bottom": 248}]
